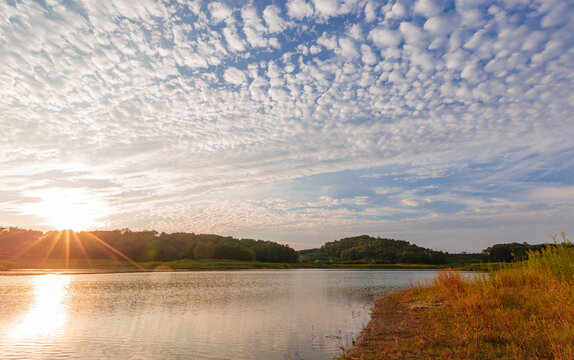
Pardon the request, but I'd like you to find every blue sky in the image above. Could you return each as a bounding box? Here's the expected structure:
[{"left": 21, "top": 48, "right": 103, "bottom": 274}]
[{"left": 1, "top": 0, "right": 573, "bottom": 251}]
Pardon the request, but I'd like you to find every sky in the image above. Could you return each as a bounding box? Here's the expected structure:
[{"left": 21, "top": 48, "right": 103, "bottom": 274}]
[{"left": 1, "top": 0, "right": 573, "bottom": 252}]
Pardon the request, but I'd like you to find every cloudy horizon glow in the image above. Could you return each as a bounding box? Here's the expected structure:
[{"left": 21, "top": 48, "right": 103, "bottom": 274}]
[{"left": 1, "top": 0, "right": 573, "bottom": 252}]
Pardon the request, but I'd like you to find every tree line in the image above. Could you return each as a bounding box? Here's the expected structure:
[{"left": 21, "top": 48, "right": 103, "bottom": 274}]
[
  {"left": 0, "top": 227, "right": 298, "bottom": 263},
  {"left": 481, "top": 242, "right": 550, "bottom": 262},
  {"left": 299, "top": 235, "right": 561, "bottom": 265},
  {"left": 301, "top": 235, "right": 449, "bottom": 264},
  {"left": 1, "top": 227, "right": 561, "bottom": 265}
]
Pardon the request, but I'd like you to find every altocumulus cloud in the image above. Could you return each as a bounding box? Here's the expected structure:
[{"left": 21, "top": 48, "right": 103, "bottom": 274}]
[{"left": 0, "top": 0, "right": 573, "bottom": 251}]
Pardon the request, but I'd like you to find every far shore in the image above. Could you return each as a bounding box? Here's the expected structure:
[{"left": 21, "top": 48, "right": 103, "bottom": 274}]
[{"left": 0, "top": 258, "right": 473, "bottom": 275}]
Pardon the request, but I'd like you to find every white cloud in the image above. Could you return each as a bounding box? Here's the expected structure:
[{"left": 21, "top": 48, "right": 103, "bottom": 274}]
[
  {"left": 348, "top": 23, "right": 363, "bottom": 40},
  {"left": 388, "top": 3, "right": 407, "bottom": 18},
  {"left": 444, "top": 49, "right": 468, "bottom": 70},
  {"left": 249, "top": 76, "right": 269, "bottom": 101},
  {"left": 364, "top": 1, "right": 377, "bottom": 22},
  {"left": 337, "top": 37, "right": 359, "bottom": 59},
  {"left": 400, "top": 22, "right": 428, "bottom": 46},
  {"left": 241, "top": 5, "right": 265, "bottom": 31},
  {"left": 521, "top": 31, "right": 547, "bottom": 52},
  {"left": 531, "top": 38, "right": 565, "bottom": 65},
  {"left": 368, "top": 27, "right": 402, "bottom": 48},
  {"left": 243, "top": 27, "right": 268, "bottom": 48},
  {"left": 464, "top": 29, "right": 485, "bottom": 50},
  {"left": 312, "top": 0, "right": 339, "bottom": 18},
  {"left": 269, "top": 37, "right": 282, "bottom": 49},
  {"left": 317, "top": 32, "right": 338, "bottom": 50},
  {"left": 263, "top": 5, "right": 287, "bottom": 33},
  {"left": 424, "top": 15, "right": 455, "bottom": 36},
  {"left": 286, "top": 0, "right": 314, "bottom": 19},
  {"left": 540, "top": 2, "right": 570, "bottom": 28},
  {"left": 241, "top": 5, "right": 269, "bottom": 48},
  {"left": 374, "top": 187, "right": 402, "bottom": 195},
  {"left": 414, "top": 0, "right": 443, "bottom": 17},
  {"left": 1, "top": 0, "right": 574, "bottom": 251},
  {"left": 208, "top": 2, "right": 233, "bottom": 24},
  {"left": 361, "top": 44, "right": 378, "bottom": 65},
  {"left": 223, "top": 67, "right": 248, "bottom": 85},
  {"left": 223, "top": 25, "right": 246, "bottom": 52},
  {"left": 401, "top": 199, "right": 419, "bottom": 207}
]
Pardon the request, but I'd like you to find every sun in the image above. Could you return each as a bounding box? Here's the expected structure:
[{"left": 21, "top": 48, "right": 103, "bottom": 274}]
[{"left": 28, "top": 188, "right": 110, "bottom": 231}]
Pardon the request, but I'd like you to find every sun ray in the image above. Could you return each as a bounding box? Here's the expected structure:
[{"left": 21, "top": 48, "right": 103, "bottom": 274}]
[
  {"left": 39, "top": 231, "right": 63, "bottom": 268},
  {"left": 71, "top": 231, "right": 93, "bottom": 269},
  {"left": 64, "top": 230, "right": 70, "bottom": 269},
  {"left": 14, "top": 230, "right": 146, "bottom": 271},
  {"left": 85, "top": 232, "right": 146, "bottom": 271},
  {"left": 15, "top": 233, "right": 50, "bottom": 258}
]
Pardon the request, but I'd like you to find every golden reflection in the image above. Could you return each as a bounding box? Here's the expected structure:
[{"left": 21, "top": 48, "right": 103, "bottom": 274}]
[{"left": 10, "top": 275, "right": 71, "bottom": 340}]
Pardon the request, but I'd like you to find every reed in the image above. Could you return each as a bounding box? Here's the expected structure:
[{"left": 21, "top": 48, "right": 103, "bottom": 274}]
[{"left": 342, "top": 233, "right": 574, "bottom": 360}]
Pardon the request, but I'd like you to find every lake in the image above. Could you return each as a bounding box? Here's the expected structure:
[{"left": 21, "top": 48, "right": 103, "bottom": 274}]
[{"left": 0, "top": 269, "right": 440, "bottom": 360}]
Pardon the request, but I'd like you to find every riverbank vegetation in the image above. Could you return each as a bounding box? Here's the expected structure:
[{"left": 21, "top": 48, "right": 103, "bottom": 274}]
[
  {"left": 0, "top": 227, "right": 298, "bottom": 268},
  {"left": 0, "top": 227, "right": 556, "bottom": 271},
  {"left": 301, "top": 235, "right": 450, "bottom": 265},
  {"left": 299, "top": 235, "right": 491, "bottom": 267},
  {"left": 341, "top": 234, "right": 574, "bottom": 360}
]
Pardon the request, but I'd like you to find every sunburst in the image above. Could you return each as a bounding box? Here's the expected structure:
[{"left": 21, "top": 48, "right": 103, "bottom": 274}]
[
  {"left": 24, "top": 188, "right": 110, "bottom": 231},
  {"left": 15, "top": 187, "right": 144, "bottom": 270},
  {"left": 17, "top": 230, "right": 146, "bottom": 271}
]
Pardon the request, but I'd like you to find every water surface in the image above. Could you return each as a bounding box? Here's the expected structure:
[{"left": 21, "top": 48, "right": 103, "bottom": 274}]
[{"left": 0, "top": 269, "right": 440, "bottom": 359}]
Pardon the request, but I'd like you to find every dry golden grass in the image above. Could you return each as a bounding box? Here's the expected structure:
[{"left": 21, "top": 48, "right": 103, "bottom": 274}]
[{"left": 342, "top": 234, "right": 574, "bottom": 360}]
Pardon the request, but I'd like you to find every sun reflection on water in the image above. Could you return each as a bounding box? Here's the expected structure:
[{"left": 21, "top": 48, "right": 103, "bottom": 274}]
[{"left": 10, "top": 275, "right": 71, "bottom": 340}]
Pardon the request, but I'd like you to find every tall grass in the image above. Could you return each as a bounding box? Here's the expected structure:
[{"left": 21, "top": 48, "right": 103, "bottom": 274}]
[
  {"left": 525, "top": 232, "right": 573, "bottom": 282},
  {"left": 342, "top": 234, "right": 574, "bottom": 360}
]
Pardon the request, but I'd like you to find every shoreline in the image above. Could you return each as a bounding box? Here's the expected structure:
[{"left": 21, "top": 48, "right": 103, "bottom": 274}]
[
  {"left": 0, "top": 258, "right": 451, "bottom": 275},
  {"left": 0, "top": 263, "right": 445, "bottom": 276},
  {"left": 338, "top": 287, "right": 437, "bottom": 360},
  {"left": 339, "top": 244, "right": 574, "bottom": 360}
]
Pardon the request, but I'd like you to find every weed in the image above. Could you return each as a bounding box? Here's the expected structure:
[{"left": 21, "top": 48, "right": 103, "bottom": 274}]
[{"left": 341, "top": 234, "right": 574, "bottom": 360}]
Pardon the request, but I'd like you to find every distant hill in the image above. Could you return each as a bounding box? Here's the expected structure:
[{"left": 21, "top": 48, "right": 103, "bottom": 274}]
[
  {"left": 299, "top": 235, "right": 449, "bottom": 265},
  {"left": 299, "top": 236, "right": 563, "bottom": 266}
]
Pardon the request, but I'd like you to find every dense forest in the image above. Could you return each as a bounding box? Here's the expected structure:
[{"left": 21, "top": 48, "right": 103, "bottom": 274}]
[
  {"left": 0, "top": 227, "right": 557, "bottom": 267},
  {"left": 481, "top": 242, "right": 549, "bottom": 262},
  {"left": 299, "top": 235, "right": 449, "bottom": 265},
  {"left": 299, "top": 235, "right": 555, "bottom": 265},
  {"left": 0, "top": 227, "right": 298, "bottom": 263}
]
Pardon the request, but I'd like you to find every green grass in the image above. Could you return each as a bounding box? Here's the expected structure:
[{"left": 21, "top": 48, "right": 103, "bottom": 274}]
[
  {"left": 1, "top": 257, "right": 460, "bottom": 271},
  {"left": 139, "top": 259, "right": 296, "bottom": 270},
  {"left": 0, "top": 260, "right": 13, "bottom": 270},
  {"left": 0, "top": 258, "right": 133, "bottom": 270},
  {"left": 327, "top": 263, "right": 442, "bottom": 269},
  {"left": 0, "top": 257, "right": 298, "bottom": 271},
  {"left": 457, "top": 261, "right": 509, "bottom": 271},
  {"left": 342, "top": 233, "right": 574, "bottom": 360}
]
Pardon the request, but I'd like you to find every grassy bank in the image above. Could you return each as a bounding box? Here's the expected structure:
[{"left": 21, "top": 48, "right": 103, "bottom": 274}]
[
  {"left": 341, "top": 237, "right": 574, "bottom": 360},
  {"left": 0, "top": 258, "right": 297, "bottom": 271},
  {"left": 139, "top": 259, "right": 297, "bottom": 270},
  {"left": 1, "top": 257, "right": 451, "bottom": 271}
]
